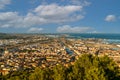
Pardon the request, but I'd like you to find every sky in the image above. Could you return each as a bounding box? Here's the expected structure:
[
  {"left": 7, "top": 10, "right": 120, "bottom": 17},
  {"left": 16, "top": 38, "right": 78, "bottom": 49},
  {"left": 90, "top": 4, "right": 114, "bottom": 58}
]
[{"left": 0, "top": 0, "right": 120, "bottom": 33}]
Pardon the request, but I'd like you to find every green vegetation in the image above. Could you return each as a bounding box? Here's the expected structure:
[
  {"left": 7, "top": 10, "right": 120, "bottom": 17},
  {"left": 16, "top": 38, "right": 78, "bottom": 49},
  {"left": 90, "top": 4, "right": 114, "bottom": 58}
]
[
  {"left": 0, "top": 33, "right": 19, "bottom": 39},
  {"left": 1, "top": 54, "right": 120, "bottom": 80}
]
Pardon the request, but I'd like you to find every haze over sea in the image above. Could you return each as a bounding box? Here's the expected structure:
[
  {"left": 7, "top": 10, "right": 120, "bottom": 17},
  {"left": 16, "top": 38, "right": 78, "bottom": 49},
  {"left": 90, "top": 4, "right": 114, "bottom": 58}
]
[{"left": 61, "top": 33, "right": 120, "bottom": 44}]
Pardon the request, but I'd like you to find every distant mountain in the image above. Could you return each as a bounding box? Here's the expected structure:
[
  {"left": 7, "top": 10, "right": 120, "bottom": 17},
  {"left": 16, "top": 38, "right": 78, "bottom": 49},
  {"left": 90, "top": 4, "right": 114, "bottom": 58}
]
[
  {"left": 0, "top": 33, "right": 18, "bottom": 39},
  {"left": 0, "top": 32, "right": 7, "bottom": 35}
]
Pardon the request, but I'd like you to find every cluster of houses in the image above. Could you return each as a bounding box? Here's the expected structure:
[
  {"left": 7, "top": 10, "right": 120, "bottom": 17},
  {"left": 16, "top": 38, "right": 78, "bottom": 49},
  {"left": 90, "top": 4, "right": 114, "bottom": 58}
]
[
  {"left": 0, "top": 35, "right": 120, "bottom": 75},
  {"left": 67, "top": 39, "right": 120, "bottom": 67},
  {"left": 0, "top": 37, "right": 75, "bottom": 75}
]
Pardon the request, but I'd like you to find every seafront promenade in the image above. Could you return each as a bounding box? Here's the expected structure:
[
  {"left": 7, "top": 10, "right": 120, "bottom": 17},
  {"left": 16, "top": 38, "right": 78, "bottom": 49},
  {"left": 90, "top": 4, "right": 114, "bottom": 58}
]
[{"left": 0, "top": 34, "right": 120, "bottom": 75}]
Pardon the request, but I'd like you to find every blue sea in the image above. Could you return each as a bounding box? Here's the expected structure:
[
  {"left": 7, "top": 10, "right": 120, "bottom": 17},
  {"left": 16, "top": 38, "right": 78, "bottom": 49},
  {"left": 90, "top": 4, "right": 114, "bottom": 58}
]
[{"left": 64, "top": 33, "right": 120, "bottom": 44}]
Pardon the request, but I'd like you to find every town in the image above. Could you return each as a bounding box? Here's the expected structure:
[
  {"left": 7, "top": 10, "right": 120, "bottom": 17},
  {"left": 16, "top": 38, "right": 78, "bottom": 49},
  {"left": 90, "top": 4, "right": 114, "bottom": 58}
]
[{"left": 0, "top": 34, "right": 120, "bottom": 75}]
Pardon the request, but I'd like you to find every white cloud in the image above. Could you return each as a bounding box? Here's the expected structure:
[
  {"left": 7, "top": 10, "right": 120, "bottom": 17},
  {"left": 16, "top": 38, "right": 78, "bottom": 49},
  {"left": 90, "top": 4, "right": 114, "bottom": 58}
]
[
  {"left": 105, "top": 15, "right": 116, "bottom": 22},
  {"left": 0, "top": 12, "right": 24, "bottom": 28},
  {"left": 0, "top": 0, "right": 11, "bottom": 9},
  {"left": 0, "top": 4, "right": 85, "bottom": 28},
  {"left": 57, "top": 25, "right": 92, "bottom": 33},
  {"left": 70, "top": 0, "right": 91, "bottom": 6},
  {"left": 26, "top": 4, "right": 84, "bottom": 24},
  {"left": 0, "top": 3, "right": 86, "bottom": 29},
  {"left": 34, "top": 4, "right": 82, "bottom": 16},
  {"left": 28, "top": 27, "right": 43, "bottom": 32}
]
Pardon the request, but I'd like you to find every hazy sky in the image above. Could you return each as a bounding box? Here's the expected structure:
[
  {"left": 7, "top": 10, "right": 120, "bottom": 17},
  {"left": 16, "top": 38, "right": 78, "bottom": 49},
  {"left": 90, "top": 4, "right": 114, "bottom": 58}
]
[{"left": 0, "top": 0, "right": 120, "bottom": 33}]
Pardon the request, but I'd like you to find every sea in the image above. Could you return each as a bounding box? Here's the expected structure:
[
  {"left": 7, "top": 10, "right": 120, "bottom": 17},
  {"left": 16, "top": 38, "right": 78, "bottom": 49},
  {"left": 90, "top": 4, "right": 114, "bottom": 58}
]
[
  {"left": 47, "top": 33, "right": 120, "bottom": 44},
  {"left": 67, "top": 33, "right": 120, "bottom": 44}
]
